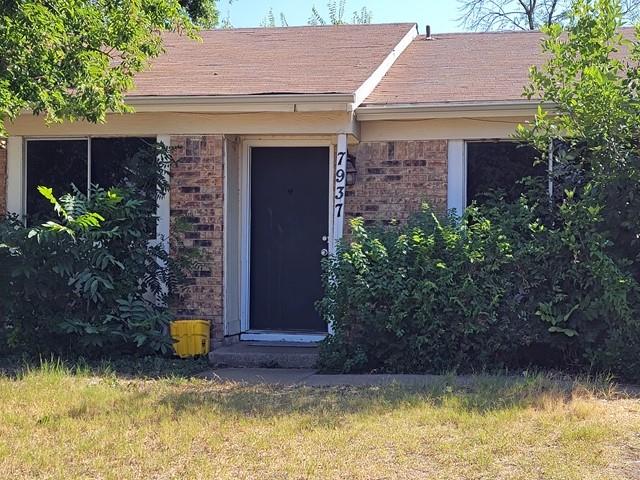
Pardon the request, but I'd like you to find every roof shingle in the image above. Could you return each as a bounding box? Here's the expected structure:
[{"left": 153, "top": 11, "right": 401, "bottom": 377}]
[
  {"left": 364, "top": 28, "right": 636, "bottom": 106},
  {"left": 130, "top": 23, "right": 416, "bottom": 98},
  {"left": 364, "top": 30, "right": 546, "bottom": 106}
]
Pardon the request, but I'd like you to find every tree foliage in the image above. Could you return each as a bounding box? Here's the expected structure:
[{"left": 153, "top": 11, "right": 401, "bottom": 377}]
[
  {"left": 261, "top": 7, "right": 289, "bottom": 27},
  {"left": 178, "top": 0, "right": 220, "bottom": 27},
  {"left": 0, "top": 0, "right": 197, "bottom": 136},
  {"left": 457, "top": 0, "right": 639, "bottom": 30},
  {"left": 261, "top": 0, "right": 372, "bottom": 28},
  {"left": 308, "top": 0, "right": 372, "bottom": 25},
  {"left": 519, "top": 0, "right": 640, "bottom": 275}
]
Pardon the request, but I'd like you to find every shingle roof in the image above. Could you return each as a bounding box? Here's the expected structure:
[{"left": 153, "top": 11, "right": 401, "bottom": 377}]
[
  {"left": 130, "top": 23, "right": 416, "bottom": 98},
  {"left": 363, "top": 27, "right": 637, "bottom": 106},
  {"left": 363, "top": 30, "right": 546, "bottom": 106}
]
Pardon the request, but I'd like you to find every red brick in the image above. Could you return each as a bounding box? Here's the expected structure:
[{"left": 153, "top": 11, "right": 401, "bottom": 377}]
[
  {"left": 346, "top": 140, "right": 448, "bottom": 228},
  {"left": 170, "top": 135, "right": 225, "bottom": 343}
]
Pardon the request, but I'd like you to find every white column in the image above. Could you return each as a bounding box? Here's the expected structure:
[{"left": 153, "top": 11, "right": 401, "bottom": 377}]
[
  {"left": 332, "top": 133, "right": 348, "bottom": 252},
  {"left": 156, "top": 134, "right": 171, "bottom": 254},
  {"left": 6, "top": 136, "right": 24, "bottom": 218},
  {"left": 447, "top": 139, "right": 466, "bottom": 217}
]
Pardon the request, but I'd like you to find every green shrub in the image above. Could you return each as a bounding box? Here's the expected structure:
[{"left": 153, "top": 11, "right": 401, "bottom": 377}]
[
  {"left": 0, "top": 144, "right": 195, "bottom": 356},
  {"left": 319, "top": 190, "right": 640, "bottom": 379}
]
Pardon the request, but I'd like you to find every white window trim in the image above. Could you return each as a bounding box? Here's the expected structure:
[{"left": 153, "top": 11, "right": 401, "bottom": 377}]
[
  {"left": 447, "top": 139, "right": 467, "bottom": 216},
  {"left": 238, "top": 138, "right": 336, "bottom": 343}
]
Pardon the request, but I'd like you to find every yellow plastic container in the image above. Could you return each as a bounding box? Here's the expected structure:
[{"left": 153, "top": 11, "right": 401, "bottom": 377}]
[{"left": 170, "top": 320, "right": 211, "bottom": 358}]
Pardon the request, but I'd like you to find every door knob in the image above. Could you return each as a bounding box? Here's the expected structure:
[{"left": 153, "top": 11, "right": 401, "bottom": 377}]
[{"left": 320, "top": 248, "right": 329, "bottom": 257}]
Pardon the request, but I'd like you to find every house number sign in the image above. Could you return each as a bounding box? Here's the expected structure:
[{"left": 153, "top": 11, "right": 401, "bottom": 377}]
[
  {"left": 335, "top": 151, "right": 346, "bottom": 218},
  {"left": 333, "top": 134, "right": 348, "bottom": 245}
]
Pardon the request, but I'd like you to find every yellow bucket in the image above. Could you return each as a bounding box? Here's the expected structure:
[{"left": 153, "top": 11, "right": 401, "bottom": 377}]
[{"left": 170, "top": 320, "right": 211, "bottom": 358}]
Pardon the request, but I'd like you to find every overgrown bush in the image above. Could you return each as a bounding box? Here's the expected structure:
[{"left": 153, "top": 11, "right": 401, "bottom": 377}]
[
  {"left": 319, "top": 0, "right": 640, "bottom": 380},
  {"left": 0, "top": 144, "right": 195, "bottom": 356},
  {"left": 318, "top": 204, "right": 539, "bottom": 374},
  {"left": 319, "top": 194, "right": 640, "bottom": 377}
]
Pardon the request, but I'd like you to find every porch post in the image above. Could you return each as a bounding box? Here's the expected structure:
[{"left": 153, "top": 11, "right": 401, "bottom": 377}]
[
  {"left": 156, "top": 134, "right": 171, "bottom": 255},
  {"left": 6, "top": 137, "right": 24, "bottom": 218},
  {"left": 447, "top": 139, "right": 466, "bottom": 217},
  {"left": 332, "top": 133, "right": 348, "bottom": 253}
]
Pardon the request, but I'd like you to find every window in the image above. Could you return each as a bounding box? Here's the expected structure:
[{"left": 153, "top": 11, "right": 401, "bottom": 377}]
[
  {"left": 25, "top": 137, "right": 156, "bottom": 223},
  {"left": 466, "top": 141, "right": 546, "bottom": 205},
  {"left": 26, "top": 140, "right": 88, "bottom": 222}
]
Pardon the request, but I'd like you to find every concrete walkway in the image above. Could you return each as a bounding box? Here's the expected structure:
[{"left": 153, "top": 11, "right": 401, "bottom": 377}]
[{"left": 201, "top": 368, "right": 511, "bottom": 388}]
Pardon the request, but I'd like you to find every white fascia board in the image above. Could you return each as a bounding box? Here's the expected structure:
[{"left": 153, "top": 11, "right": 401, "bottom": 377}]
[
  {"left": 356, "top": 101, "right": 553, "bottom": 121},
  {"left": 126, "top": 93, "right": 355, "bottom": 113},
  {"left": 351, "top": 24, "right": 419, "bottom": 110}
]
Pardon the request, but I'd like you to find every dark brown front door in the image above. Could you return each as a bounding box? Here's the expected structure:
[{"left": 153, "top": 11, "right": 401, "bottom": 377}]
[{"left": 249, "top": 147, "right": 329, "bottom": 332}]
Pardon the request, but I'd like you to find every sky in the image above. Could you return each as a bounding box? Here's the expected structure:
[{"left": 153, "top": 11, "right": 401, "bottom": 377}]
[{"left": 221, "top": 0, "right": 463, "bottom": 33}]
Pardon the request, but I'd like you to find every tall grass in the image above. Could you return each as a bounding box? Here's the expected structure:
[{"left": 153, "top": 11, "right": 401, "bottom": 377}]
[{"left": 0, "top": 363, "right": 638, "bottom": 479}]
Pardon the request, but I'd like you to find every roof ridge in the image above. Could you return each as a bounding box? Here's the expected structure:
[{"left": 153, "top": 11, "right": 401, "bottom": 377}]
[
  {"left": 423, "top": 25, "right": 636, "bottom": 38},
  {"left": 195, "top": 22, "right": 417, "bottom": 34}
]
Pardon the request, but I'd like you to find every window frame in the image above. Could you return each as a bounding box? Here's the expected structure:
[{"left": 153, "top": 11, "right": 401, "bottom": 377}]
[
  {"left": 20, "top": 135, "right": 170, "bottom": 247},
  {"left": 447, "top": 138, "right": 554, "bottom": 216},
  {"left": 23, "top": 137, "right": 91, "bottom": 220}
]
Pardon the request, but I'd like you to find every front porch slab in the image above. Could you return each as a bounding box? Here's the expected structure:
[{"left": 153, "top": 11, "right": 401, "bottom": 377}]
[{"left": 209, "top": 342, "right": 319, "bottom": 369}]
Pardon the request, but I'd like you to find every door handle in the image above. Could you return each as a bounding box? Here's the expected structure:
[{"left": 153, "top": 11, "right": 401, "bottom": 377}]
[{"left": 320, "top": 248, "right": 329, "bottom": 257}]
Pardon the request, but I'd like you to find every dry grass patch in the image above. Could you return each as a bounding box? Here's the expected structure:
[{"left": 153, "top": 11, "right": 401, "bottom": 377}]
[{"left": 0, "top": 361, "right": 639, "bottom": 479}]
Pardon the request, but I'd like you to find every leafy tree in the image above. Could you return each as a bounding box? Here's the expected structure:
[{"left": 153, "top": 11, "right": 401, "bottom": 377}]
[
  {"left": 519, "top": 0, "right": 640, "bottom": 274},
  {"left": 457, "top": 0, "right": 639, "bottom": 30},
  {"left": 308, "top": 0, "right": 372, "bottom": 25},
  {"left": 0, "top": 0, "right": 197, "bottom": 136},
  {"left": 351, "top": 6, "right": 374, "bottom": 24},
  {"left": 179, "top": 0, "right": 220, "bottom": 27},
  {"left": 261, "top": 7, "right": 289, "bottom": 27},
  {"left": 261, "top": 0, "right": 372, "bottom": 28}
]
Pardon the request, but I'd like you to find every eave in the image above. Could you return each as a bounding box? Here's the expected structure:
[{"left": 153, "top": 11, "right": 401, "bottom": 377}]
[
  {"left": 355, "top": 100, "right": 553, "bottom": 121},
  {"left": 126, "top": 93, "right": 356, "bottom": 113}
]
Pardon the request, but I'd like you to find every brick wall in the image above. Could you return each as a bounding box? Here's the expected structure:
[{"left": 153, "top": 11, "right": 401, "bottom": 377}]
[
  {"left": 346, "top": 140, "right": 448, "bottom": 226},
  {"left": 0, "top": 144, "right": 6, "bottom": 215},
  {"left": 170, "top": 135, "right": 225, "bottom": 343}
]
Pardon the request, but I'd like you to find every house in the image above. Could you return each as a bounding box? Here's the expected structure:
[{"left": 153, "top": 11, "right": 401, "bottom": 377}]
[{"left": 0, "top": 23, "right": 557, "bottom": 346}]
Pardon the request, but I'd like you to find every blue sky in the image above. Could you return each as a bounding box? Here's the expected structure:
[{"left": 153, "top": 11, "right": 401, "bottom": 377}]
[{"left": 221, "top": 0, "right": 463, "bottom": 33}]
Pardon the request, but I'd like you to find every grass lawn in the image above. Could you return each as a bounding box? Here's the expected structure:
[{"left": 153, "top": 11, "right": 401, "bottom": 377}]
[{"left": 0, "top": 360, "right": 639, "bottom": 479}]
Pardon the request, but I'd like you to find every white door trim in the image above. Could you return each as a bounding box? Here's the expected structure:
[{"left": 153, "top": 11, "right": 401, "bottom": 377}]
[{"left": 238, "top": 139, "right": 335, "bottom": 342}]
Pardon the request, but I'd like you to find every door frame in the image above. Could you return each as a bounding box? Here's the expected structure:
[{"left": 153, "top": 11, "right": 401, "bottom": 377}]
[{"left": 239, "top": 138, "right": 335, "bottom": 343}]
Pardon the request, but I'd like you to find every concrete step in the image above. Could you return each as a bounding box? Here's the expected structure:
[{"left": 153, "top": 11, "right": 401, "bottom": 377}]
[{"left": 209, "top": 342, "right": 320, "bottom": 369}]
